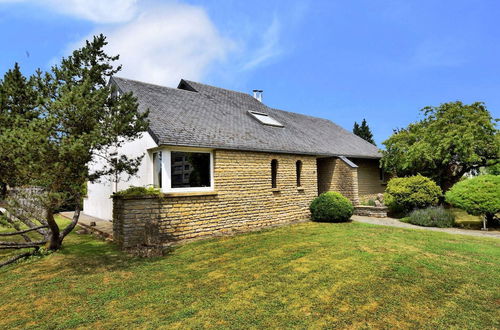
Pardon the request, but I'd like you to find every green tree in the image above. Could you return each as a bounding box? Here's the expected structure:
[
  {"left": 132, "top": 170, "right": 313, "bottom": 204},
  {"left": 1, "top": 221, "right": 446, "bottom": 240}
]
[
  {"left": 0, "top": 34, "right": 149, "bottom": 266},
  {"left": 353, "top": 118, "right": 376, "bottom": 145},
  {"left": 381, "top": 101, "right": 499, "bottom": 191},
  {"left": 0, "top": 63, "right": 38, "bottom": 197},
  {"left": 445, "top": 175, "right": 500, "bottom": 228}
]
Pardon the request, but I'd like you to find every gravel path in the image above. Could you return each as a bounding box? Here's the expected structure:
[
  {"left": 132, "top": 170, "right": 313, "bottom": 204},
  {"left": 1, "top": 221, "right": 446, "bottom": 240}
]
[{"left": 352, "top": 215, "right": 500, "bottom": 239}]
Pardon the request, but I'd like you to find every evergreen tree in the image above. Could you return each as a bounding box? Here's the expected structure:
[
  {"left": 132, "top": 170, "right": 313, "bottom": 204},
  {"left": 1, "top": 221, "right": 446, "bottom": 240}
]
[
  {"left": 0, "top": 63, "right": 38, "bottom": 197},
  {"left": 353, "top": 118, "right": 376, "bottom": 145},
  {"left": 0, "top": 35, "right": 149, "bottom": 266}
]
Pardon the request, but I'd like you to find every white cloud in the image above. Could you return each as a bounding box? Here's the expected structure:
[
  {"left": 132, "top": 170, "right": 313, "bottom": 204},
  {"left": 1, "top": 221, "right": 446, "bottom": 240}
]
[
  {"left": 0, "top": 0, "right": 139, "bottom": 23},
  {"left": 241, "top": 16, "right": 282, "bottom": 71},
  {"left": 47, "top": 0, "right": 139, "bottom": 23},
  {"left": 3, "top": 0, "right": 293, "bottom": 85},
  {"left": 81, "top": 2, "right": 234, "bottom": 86}
]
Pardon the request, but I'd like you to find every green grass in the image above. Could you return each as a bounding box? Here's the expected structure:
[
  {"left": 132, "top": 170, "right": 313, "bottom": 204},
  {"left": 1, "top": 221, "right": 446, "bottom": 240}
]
[{"left": 1, "top": 217, "right": 499, "bottom": 329}]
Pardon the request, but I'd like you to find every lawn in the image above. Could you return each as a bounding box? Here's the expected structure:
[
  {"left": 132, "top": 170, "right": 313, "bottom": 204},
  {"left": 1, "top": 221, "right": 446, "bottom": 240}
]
[{"left": 1, "top": 217, "right": 499, "bottom": 329}]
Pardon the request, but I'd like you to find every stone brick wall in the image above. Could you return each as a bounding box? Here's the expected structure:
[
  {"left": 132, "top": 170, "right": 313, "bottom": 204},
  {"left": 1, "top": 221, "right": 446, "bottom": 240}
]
[
  {"left": 113, "top": 150, "right": 318, "bottom": 248},
  {"left": 317, "top": 157, "right": 359, "bottom": 205},
  {"left": 351, "top": 158, "right": 386, "bottom": 200},
  {"left": 354, "top": 205, "right": 388, "bottom": 218},
  {"left": 113, "top": 196, "right": 163, "bottom": 248}
]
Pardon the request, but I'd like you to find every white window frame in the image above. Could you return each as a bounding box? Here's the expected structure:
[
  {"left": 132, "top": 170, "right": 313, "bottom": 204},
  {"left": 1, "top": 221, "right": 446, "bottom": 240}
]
[
  {"left": 152, "top": 147, "right": 214, "bottom": 193},
  {"left": 248, "top": 111, "right": 284, "bottom": 127}
]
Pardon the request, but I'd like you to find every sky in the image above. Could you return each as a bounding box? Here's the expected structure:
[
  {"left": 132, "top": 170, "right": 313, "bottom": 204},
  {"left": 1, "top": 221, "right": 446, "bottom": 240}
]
[{"left": 1, "top": 0, "right": 499, "bottom": 146}]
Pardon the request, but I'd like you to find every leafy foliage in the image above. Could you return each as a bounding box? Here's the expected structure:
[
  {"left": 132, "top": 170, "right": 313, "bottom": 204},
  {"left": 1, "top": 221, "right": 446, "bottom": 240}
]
[
  {"left": 353, "top": 118, "right": 376, "bottom": 145},
  {"left": 445, "top": 175, "right": 500, "bottom": 225},
  {"left": 0, "top": 63, "right": 39, "bottom": 196},
  {"left": 309, "top": 192, "right": 353, "bottom": 222},
  {"left": 384, "top": 175, "right": 442, "bottom": 214},
  {"left": 0, "top": 34, "right": 149, "bottom": 253},
  {"left": 114, "top": 186, "right": 162, "bottom": 197},
  {"left": 484, "top": 162, "right": 500, "bottom": 175},
  {"left": 407, "top": 207, "right": 455, "bottom": 228},
  {"left": 381, "top": 101, "right": 499, "bottom": 191}
]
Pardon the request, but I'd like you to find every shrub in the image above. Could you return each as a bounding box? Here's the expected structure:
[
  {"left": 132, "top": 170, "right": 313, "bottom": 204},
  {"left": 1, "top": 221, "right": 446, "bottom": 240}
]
[
  {"left": 362, "top": 199, "right": 376, "bottom": 206},
  {"left": 113, "top": 186, "right": 162, "bottom": 197},
  {"left": 445, "top": 175, "right": 500, "bottom": 226},
  {"left": 407, "top": 207, "right": 455, "bottom": 228},
  {"left": 310, "top": 192, "right": 353, "bottom": 222},
  {"left": 384, "top": 175, "right": 442, "bottom": 214}
]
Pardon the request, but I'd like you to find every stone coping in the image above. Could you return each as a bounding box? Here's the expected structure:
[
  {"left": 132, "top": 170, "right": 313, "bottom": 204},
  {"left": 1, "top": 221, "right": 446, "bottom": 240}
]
[
  {"left": 113, "top": 191, "right": 218, "bottom": 200},
  {"left": 355, "top": 205, "right": 388, "bottom": 210}
]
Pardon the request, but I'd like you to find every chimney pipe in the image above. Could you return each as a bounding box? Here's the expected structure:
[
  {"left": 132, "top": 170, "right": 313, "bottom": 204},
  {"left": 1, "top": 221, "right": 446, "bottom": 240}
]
[{"left": 253, "top": 89, "right": 263, "bottom": 102}]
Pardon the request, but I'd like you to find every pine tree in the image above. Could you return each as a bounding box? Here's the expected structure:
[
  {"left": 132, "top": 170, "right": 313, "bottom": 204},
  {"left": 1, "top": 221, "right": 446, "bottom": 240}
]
[
  {"left": 0, "top": 34, "right": 149, "bottom": 266},
  {"left": 0, "top": 63, "right": 38, "bottom": 197},
  {"left": 353, "top": 118, "right": 376, "bottom": 145}
]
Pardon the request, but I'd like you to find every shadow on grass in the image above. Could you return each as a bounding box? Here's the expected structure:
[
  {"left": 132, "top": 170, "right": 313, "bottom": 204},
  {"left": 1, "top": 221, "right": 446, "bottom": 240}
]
[
  {"left": 311, "top": 219, "right": 353, "bottom": 224},
  {"left": 1, "top": 232, "right": 170, "bottom": 275}
]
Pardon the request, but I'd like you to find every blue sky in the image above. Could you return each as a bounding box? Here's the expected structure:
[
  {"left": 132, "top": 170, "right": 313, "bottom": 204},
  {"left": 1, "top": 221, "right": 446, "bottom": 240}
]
[{"left": 1, "top": 0, "right": 499, "bottom": 145}]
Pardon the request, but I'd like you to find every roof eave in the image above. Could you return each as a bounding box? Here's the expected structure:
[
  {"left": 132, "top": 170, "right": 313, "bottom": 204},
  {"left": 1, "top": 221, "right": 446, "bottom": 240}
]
[{"left": 155, "top": 142, "right": 382, "bottom": 159}]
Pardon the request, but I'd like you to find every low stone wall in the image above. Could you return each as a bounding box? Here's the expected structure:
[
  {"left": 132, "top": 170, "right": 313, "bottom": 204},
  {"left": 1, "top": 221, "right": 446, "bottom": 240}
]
[
  {"left": 354, "top": 205, "right": 388, "bottom": 218},
  {"left": 112, "top": 196, "right": 163, "bottom": 248},
  {"left": 113, "top": 149, "right": 318, "bottom": 249}
]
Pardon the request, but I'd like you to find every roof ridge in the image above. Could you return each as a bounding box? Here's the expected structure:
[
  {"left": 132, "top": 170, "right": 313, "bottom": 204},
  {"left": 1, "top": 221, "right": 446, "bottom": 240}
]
[
  {"left": 182, "top": 79, "right": 259, "bottom": 99},
  {"left": 112, "top": 76, "right": 195, "bottom": 94}
]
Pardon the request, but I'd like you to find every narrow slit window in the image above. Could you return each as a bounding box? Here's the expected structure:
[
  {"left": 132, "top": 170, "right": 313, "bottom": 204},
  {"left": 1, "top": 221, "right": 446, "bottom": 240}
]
[
  {"left": 296, "top": 160, "right": 302, "bottom": 187},
  {"left": 153, "top": 151, "right": 162, "bottom": 188},
  {"left": 248, "top": 111, "right": 284, "bottom": 127},
  {"left": 271, "top": 159, "right": 278, "bottom": 188}
]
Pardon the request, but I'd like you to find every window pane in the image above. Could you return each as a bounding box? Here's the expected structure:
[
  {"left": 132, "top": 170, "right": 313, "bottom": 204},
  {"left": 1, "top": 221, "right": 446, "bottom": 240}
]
[
  {"left": 171, "top": 152, "right": 211, "bottom": 188},
  {"left": 271, "top": 159, "right": 278, "bottom": 188},
  {"left": 249, "top": 111, "right": 283, "bottom": 127},
  {"left": 153, "top": 152, "right": 162, "bottom": 188},
  {"left": 296, "top": 160, "right": 302, "bottom": 187}
]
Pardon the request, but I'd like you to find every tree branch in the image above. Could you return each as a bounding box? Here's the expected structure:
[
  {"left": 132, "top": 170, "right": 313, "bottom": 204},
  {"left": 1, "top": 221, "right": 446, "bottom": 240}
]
[
  {"left": 6, "top": 208, "right": 48, "bottom": 237},
  {"left": 59, "top": 207, "right": 80, "bottom": 241},
  {"left": 0, "top": 225, "right": 48, "bottom": 237},
  {"left": 0, "top": 247, "right": 39, "bottom": 268},
  {"left": 0, "top": 241, "right": 46, "bottom": 249},
  {"left": 3, "top": 212, "right": 32, "bottom": 242}
]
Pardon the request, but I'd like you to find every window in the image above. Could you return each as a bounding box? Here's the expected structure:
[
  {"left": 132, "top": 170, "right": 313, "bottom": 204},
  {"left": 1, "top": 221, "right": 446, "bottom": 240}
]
[
  {"left": 153, "top": 149, "right": 214, "bottom": 192},
  {"left": 271, "top": 159, "right": 278, "bottom": 188},
  {"left": 296, "top": 160, "right": 302, "bottom": 187},
  {"left": 152, "top": 151, "right": 162, "bottom": 188},
  {"left": 248, "top": 111, "right": 284, "bottom": 127},
  {"left": 170, "top": 151, "right": 211, "bottom": 188},
  {"left": 379, "top": 168, "right": 385, "bottom": 182}
]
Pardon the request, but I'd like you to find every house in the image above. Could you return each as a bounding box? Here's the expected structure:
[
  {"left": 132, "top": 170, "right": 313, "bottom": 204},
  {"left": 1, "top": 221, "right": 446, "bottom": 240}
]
[{"left": 83, "top": 77, "right": 385, "bottom": 246}]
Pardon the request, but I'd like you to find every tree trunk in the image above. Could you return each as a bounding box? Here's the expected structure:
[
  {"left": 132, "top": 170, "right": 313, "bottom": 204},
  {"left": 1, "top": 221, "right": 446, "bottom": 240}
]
[
  {"left": 440, "top": 173, "right": 464, "bottom": 193},
  {"left": 0, "top": 182, "right": 6, "bottom": 200},
  {"left": 485, "top": 213, "right": 496, "bottom": 227},
  {"left": 46, "top": 208, "right": 61, "bottom": 250}
]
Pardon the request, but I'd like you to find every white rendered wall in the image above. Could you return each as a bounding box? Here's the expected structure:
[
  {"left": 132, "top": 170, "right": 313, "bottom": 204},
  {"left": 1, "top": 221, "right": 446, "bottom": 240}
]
[{"left": 83, "top": 132, "right": 158, "bottom": 220}]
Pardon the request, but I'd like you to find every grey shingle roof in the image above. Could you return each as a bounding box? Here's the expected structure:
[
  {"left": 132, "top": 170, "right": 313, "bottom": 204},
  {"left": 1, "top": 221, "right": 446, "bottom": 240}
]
[{"left": 111, "top": 76, "right": 381, "bottom": 158}]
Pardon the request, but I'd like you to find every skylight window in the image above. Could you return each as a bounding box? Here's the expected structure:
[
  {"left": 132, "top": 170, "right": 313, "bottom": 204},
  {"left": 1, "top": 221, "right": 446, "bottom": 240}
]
[{"left": 248, "top": 111, "right": 284, "bottom": 127}]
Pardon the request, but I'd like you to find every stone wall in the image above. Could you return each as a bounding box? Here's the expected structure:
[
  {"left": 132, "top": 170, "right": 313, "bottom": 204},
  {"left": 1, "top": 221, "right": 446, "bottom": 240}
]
[
  {"left": 351, "top": 158, "right": 386, "bottom": 200},
  {"left": 113, "top": 196, "right": 162, "bottom": 248},
  {"left": 113, "top": 150, "right": 318, "bottom": 248},
  {"left": 317, "top": 157, "right": 359, "bottom": 205},
  {"left": 354, "top": 205, "right": 388, "bottom": 218}
]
